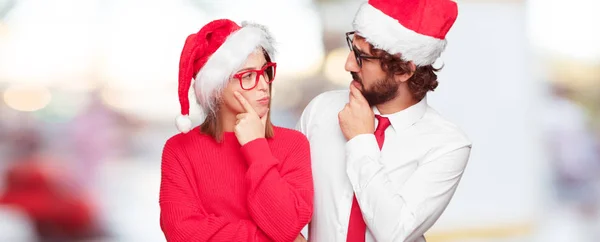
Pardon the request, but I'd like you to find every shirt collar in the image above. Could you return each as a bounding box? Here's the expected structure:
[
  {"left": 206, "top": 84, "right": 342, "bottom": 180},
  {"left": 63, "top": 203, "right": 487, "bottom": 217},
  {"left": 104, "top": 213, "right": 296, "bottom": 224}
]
[{"left": 373, "top": 96, "right": 428, "bottom": 131}]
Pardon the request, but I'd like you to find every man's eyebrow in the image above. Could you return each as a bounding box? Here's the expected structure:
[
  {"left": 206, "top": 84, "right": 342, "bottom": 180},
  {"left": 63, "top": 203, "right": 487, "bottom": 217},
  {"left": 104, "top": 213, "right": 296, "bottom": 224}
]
[{"left": 353, "top": 45, "right": 369, "bottom": 55}]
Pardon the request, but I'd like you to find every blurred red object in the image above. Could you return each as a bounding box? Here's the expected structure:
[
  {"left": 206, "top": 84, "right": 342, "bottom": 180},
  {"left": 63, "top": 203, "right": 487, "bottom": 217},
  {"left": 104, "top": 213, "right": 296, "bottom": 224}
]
[{"left": 0, "top": 158, "right": 101, "bottom": 240}]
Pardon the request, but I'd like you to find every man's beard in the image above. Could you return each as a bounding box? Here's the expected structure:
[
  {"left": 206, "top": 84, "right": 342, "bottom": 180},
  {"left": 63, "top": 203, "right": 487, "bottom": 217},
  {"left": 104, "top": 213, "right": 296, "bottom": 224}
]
[{"left": 351, "top": 72, "right": 398, "bottom": 106}]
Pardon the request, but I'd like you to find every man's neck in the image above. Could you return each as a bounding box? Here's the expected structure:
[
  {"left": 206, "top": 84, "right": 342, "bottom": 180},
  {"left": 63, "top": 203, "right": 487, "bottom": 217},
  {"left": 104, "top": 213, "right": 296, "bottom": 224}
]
[{"left": 375, "top": 94, "right": 419, "bottom": 115}]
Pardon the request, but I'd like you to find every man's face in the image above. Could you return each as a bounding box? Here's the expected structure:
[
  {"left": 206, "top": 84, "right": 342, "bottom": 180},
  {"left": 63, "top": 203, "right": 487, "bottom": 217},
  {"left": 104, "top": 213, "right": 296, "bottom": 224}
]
[{"left": 344, "top": 36, "right": 399, "bottom": 106}]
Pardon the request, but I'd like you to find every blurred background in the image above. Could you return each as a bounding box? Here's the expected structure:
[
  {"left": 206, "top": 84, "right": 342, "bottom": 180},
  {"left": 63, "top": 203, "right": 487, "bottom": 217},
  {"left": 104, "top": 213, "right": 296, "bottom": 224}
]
[{"left": 0, "top": 0, "right": 599, "bottom": 241}]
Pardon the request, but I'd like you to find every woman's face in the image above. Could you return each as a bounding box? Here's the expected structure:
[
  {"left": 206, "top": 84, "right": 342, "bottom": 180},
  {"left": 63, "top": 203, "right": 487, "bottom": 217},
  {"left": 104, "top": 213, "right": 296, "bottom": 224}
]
[{"left": 220, "top": 49, "right": 274, "bottom": 118}]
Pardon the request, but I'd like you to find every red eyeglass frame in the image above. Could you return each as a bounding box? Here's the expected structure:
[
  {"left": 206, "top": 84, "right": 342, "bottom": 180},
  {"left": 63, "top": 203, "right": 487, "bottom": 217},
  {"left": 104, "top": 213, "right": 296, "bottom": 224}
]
[{"left": 232, "top": 62, "right": 277, "bottom": 90}]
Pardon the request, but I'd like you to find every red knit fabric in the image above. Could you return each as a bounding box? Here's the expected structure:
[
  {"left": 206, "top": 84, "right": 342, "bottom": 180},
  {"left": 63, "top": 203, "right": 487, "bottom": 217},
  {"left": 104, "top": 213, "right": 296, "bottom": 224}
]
[{"left": 159, "top": 126, "right": 314, "bottom": 242}]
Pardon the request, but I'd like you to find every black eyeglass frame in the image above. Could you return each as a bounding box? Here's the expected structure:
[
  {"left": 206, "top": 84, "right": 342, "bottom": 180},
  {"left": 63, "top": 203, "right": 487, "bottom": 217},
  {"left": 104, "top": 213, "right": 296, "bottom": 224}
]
[{"left": 345, "top": 31, "right": 381, "bottom": 67}]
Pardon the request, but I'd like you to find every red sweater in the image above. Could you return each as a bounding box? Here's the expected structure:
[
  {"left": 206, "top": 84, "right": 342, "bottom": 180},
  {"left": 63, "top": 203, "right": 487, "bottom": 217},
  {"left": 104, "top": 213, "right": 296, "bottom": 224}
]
[{"left": 159, "top": 126, "right": 313, "bottom": 242}]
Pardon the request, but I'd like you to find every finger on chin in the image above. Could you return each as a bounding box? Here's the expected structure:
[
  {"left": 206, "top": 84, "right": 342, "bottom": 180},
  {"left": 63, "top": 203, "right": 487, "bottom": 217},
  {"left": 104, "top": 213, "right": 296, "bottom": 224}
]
[
  {"left": 350, "top": 84, "right": 366, "bottom": 100},
  {"left": 350, "top": 86, "right": 363, "bottom": 102},
  {"left": 234, "top": 91, "right": 257, "bottom": 114}
]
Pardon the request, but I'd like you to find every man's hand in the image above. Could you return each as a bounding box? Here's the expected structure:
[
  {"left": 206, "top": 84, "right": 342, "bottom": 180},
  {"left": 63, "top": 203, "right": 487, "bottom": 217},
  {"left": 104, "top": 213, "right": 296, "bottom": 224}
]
[
  {"left": 338, "top": 83, "right": 374, "bottom": 140},
  {"left": 294, "top": 234, "right": 307, "bottom": 242},
  {"left": 234, "top": 92, "right": 268, "bottom": 146}
]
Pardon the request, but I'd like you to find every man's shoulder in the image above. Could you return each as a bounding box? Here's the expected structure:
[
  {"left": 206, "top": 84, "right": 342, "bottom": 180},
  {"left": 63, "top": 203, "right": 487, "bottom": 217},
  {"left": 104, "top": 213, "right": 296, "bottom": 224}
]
[
  {"left": 309, "top": 89, "right": 348, "bottom": 106},
  {"left": 296, "top": 90, "right": 348, "bottom": 134},
  {"left": 418, "top": 107, "right": 472, "bottom": 147},
  {"left": 315, "top": 89, "right": 349, "bottom": 99}
]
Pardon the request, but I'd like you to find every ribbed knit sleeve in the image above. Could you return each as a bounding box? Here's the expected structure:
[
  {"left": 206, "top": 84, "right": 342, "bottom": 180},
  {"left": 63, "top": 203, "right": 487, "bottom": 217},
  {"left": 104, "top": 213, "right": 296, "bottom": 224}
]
[
  {"left": 240, "top": 132, "right": 314, "bottom": 242},
  {"left": 159, "top": 137, "right": 271, "bottom": 242}
]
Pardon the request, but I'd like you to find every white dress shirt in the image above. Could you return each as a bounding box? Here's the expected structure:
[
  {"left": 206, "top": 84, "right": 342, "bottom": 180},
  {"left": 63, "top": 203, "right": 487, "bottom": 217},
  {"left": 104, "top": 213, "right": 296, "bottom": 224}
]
[{"left": 296, "top": 90, "right": 472, "bottom": 242}]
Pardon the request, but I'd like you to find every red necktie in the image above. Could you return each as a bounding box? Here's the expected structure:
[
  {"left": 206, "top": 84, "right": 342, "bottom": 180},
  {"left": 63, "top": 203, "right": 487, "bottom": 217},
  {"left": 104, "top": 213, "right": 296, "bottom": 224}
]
[{"left": 346, "top": 115, "right": 391, "bottom": 242}]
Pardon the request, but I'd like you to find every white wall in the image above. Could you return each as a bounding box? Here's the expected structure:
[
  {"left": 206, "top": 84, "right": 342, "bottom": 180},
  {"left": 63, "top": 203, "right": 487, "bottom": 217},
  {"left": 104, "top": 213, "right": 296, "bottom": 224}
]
[{"left": 427, "top": 2, "right": 548, "bottom": 231}]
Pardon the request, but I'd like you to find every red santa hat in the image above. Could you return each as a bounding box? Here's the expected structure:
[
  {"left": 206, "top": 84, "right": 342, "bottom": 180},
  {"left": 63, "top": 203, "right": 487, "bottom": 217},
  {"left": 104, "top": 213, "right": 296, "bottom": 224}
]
[
  {"left": 352, "top": 0, "right": 458, "bottom": 66},
  {"left": 176, "top": 19, "right": 275, "bottom": 133}
]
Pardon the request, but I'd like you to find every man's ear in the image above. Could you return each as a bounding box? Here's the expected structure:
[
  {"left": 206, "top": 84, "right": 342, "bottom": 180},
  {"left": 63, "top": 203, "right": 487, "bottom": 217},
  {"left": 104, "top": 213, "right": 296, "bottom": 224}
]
[
  {"left": 396, "top": 62, "right": 416, "bottom": 83},
  {"left": 409, "top": 61, "right": 416, "bottom": 73}
]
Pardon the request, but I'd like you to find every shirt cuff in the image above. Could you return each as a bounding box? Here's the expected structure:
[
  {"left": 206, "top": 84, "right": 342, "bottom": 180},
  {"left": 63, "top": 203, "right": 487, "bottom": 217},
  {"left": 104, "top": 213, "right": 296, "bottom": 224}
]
[
  {"left": 345, "top": 134, "right": 381, "bottom": 192},
  {"left": 240, "top": 138, "right": 277, "bottom": 166}
]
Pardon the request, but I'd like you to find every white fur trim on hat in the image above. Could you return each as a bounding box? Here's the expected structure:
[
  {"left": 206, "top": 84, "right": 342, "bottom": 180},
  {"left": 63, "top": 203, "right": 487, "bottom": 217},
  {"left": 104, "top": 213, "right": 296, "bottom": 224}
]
[
  {"left": 176, "top": 114, "right": 192, "bottom": 133},
  {"left": 352, "top": 3, "right": 447, "bottom": 66},
  {"left": 194, "top": 22, "right": 276, "bottom": 114}
]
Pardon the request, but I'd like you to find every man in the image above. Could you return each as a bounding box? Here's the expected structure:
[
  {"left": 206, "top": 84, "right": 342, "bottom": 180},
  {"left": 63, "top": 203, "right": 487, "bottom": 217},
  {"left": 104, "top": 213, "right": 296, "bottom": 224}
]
[{"left": 296, "top": 0, "right": 472, "bottom": 241}]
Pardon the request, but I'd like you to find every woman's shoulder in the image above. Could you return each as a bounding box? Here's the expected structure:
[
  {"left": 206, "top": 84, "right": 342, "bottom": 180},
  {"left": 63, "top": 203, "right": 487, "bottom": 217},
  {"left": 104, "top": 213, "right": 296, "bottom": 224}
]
[
  {"left": 271, "top": 126, "right": 309, "bottom": 145},
  {"left": 163, "top": 126, "right": 212, "bottom": 150},
  {"left": 269, "top": 126, "right": 311, "bottom": 162},
  {"left": 273, "top": 126, "right": 306, "bottom": 137}
]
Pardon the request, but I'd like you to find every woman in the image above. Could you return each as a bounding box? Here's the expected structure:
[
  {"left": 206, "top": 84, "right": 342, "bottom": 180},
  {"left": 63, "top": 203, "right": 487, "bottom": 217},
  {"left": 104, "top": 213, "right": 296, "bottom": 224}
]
[{"left": 159, "top": 19, "right": 313, "bottom": 242}]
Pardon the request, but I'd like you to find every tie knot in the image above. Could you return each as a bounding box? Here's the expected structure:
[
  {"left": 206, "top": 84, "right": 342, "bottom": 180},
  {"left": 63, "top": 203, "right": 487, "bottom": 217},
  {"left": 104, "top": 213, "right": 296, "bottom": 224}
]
[{"left": 375, "top": 115, "right": 391, "bottom": 132}]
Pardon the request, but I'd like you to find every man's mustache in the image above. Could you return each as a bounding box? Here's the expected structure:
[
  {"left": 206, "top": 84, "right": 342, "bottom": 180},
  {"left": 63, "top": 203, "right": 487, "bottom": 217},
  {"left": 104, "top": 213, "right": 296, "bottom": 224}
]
[{"left": 351, "top": 72, "right": 362, "bottom": 83}]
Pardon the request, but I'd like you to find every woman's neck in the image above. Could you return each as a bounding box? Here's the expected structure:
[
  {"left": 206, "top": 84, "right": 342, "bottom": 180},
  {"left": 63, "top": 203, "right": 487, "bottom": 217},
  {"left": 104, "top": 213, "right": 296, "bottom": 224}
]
[{"left": 218, "top": 107, "right": 238, "bottom": 132}]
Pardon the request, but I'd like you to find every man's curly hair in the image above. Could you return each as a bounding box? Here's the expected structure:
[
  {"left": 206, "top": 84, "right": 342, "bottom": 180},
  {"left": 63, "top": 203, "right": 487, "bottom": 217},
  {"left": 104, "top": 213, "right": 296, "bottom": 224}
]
[{"left": 358, "top": 36, "right": 441, "bottom": 101}]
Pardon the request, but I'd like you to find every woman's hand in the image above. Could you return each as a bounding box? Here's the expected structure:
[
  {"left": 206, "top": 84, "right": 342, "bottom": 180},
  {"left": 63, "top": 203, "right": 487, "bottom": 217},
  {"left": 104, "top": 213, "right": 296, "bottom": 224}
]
[{"left": 234, "top": 91, "right": 268, "bottom": 146}]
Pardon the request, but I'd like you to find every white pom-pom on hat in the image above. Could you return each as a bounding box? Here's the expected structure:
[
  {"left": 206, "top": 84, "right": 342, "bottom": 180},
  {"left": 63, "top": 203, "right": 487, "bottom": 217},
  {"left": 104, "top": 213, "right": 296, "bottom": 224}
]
[{"left": 176, "top": 114, "right": 192, "bottom": 133}]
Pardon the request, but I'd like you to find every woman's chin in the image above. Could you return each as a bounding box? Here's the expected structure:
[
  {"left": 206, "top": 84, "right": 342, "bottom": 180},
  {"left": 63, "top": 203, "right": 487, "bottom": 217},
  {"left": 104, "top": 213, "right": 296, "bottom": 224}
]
[{"left": 255, "top": 107, "right": 269, "bottom": 118}]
